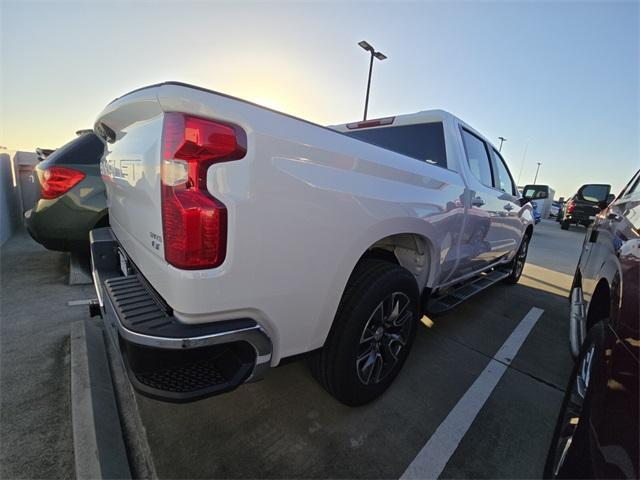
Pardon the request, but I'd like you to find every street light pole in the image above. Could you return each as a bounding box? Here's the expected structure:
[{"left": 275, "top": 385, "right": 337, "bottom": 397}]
[
  {"left": 364, "top": 52, "right": 374, "bottom": 121},
  {"left": 498, "top": 136, "right": 506, "bottom": 152},
  {"left": 516, "top": 139, "right": 530, "bottom": 185},
  {"left": 358, "top": 41, "right": 387, "bottom": 121},
  {"left": 533, "top": 162, "right": 541, "bottom": 184}
]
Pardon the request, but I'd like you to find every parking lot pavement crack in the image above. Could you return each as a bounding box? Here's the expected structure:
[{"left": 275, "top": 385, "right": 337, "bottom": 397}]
[{"left": 429, "top": 329, "right": 565, "bottom": 393}]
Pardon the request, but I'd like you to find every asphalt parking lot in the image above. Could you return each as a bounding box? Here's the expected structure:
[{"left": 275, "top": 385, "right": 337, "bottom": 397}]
[{"left": 0, "top": 219, "right": 587, "bottom": 478}]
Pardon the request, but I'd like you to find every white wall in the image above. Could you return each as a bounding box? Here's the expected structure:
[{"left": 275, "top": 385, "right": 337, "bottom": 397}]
[{"left": 0, "top": 151, "right": 22, "bottom": 246}]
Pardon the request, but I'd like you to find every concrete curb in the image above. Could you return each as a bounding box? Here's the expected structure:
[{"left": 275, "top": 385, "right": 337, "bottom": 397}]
[
  {"left": 103, "top": 322, "right": 158, "bottom": 479},
  {"left": 70, "top": 320, "right": 131, "bottom": 479}
]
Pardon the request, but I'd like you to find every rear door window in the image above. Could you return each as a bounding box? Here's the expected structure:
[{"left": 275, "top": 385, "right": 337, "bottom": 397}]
[
  {"left": 491, "top": 149, "right": 516, "bottom": 195},
  {"left": 344, "top": 122, "right": 448, "bottom": 168},
  {"left": 461, "top": 129, "right": 493, "bottom": 187}
]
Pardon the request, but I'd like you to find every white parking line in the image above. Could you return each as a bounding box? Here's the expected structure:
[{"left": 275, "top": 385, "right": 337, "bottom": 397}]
[{"left": 400, "top": 307, "right": 545, "bottom": 480}]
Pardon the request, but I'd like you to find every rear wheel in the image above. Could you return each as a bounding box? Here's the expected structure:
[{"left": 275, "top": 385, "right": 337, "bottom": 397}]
[
  {"left": 544, "top": 322, "right": 605, "bottom": 478},
  {"left": 309, "top": 259, "right": 419, "bottom": 406},
  {"left": 560, "top": 219, "right": 570, "bottom": 230},
  {"left": 504, "top": 232, "right": 530, "bottom": 284}
]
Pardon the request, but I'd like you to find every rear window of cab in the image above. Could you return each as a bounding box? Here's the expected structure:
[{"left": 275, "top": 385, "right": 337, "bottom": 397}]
[{"left": 344, "top": 122, "right": 448, "bottom": 169}]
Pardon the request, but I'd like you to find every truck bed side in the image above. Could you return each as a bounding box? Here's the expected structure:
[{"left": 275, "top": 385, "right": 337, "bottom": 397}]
[{"left": 95, "top": 83, "right": 467, "bottom": 363}]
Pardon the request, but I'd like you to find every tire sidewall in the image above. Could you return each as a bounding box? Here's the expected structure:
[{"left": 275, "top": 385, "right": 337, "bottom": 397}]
[
  {"left": 333, "top": 265, "right": 419, "bottom": 405},
  {"left": 543, "top": 322, "right": 606, "bottom": 478},
  {"left": 505, "top": 233, "right": 530, "bottom": 284}
]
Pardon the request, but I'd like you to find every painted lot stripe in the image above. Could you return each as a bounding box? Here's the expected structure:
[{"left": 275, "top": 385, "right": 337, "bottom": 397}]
[{"left": 400, "top": 307, "right": 545, "bottom": 480}]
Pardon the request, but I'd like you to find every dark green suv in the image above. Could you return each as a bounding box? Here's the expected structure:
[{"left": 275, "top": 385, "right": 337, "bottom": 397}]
[{"left": 25, "top": 132, "right": 108, "bottom": 252}]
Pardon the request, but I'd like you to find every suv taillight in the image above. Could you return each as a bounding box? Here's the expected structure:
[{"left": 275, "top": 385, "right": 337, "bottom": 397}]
[
  {"left": 161, "top": 112, "right": 246, "bottom": 270},
  {"left": 41, "top": 166, "right": 85, "bottom": 199},
  {"left": 566, "top": 201, "right": 575, "bottom": 214}
]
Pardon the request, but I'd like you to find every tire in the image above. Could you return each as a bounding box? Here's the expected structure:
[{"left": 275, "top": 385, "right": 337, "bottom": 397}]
[
  {"left": 560, "top": 220, "right": 570, "bottom": 230},
  {"left": 543, "top": 322, "right": 605, "bottom": 479},
  {"left": 309, "top": 259, "right": 419, "bottom": 406},
  {"left": 504, "top": 232, "right": 530, "bottom": 284}
]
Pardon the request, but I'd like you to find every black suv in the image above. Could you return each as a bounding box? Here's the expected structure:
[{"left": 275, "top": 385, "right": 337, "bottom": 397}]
[
  {"left": 545, "top": 170, "right": 639, "bottom": 478},
  {"left": 560, "top": 184, "right": 613, "bottom": 230}
]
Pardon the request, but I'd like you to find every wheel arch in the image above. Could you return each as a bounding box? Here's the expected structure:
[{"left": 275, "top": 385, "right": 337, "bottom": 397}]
[
  {"left": 308, "top": 225, "right": 439, "bottom": 352},
  {"left": 586, "top": 278, "right": 611, "bottom": 333},
  {"left": 357, "top": 232, "right": 435, "bottom": 292}
]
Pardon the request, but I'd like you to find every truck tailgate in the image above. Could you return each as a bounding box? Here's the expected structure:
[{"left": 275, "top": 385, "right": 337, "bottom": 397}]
[{"left": 95, "top": 87, "right": 165, "bottom": 272}]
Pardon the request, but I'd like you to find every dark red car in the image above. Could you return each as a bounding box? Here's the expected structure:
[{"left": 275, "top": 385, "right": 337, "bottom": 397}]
[{"left": 545, "top": 170, "right": 640, "bottom": 478}]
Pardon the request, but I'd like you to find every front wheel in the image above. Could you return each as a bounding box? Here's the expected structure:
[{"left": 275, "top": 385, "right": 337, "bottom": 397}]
[
  {"left": 504, "top": 232, "right": 530, "bottom": 284},
  {"left": 309, "top": 259, "right": 419, "bottom": 406}
]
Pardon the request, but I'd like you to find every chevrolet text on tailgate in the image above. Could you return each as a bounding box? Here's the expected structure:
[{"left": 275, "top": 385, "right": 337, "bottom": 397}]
[{"left": 91, "top": 82, "right": 535, "bottom": 405}]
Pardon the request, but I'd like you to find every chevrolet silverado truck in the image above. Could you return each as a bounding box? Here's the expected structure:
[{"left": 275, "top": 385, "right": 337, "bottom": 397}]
[{"left": 90, "top": 82, "right": 536, "bottom": 406}]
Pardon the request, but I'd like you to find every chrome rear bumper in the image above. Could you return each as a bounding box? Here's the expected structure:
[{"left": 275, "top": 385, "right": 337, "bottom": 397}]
[{"left": 90, "top": 227, "right": 272, "bottom": 402}]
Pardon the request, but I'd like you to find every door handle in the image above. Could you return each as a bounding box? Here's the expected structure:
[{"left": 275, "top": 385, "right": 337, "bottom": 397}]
[
  {"left": 472, "top": 197, "right": 485, "bottom": 207},
  {"left": 503, "top": 204, "right": 514, "bottom": 211}
]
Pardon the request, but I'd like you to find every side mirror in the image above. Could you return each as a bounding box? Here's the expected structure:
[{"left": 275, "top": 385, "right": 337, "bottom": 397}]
[
  {"left": 519, "top": 197, "right": 530, "bottom": 207},
  {"left": 597, "top": 200, "right": 609, "bottom": 210}
]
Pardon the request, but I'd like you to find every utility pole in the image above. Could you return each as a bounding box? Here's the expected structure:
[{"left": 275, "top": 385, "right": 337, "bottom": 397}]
[
  {"left": 358, "top": 41, "right": 387, "bottom": 121},
  {"left": 498, "top": 136, "right": 506, "bottom": 152}
]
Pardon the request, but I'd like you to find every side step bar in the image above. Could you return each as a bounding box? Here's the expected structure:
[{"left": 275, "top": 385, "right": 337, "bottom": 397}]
[{"left": 427, "top": 269, "right": 510, "bottom": 314}]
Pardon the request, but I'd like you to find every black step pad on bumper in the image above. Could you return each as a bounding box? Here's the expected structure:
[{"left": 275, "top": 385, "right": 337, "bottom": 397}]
[
  {"left": 90, "top": 227, "right": 272, "bottom": 403},
  {"left": 104, "top": 275, "right": 256, "bottom": 339}
]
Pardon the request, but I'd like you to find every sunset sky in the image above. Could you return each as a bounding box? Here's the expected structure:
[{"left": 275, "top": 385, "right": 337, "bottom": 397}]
[{"left": 1, "top": 1, "right": 638, "bottom": 198}]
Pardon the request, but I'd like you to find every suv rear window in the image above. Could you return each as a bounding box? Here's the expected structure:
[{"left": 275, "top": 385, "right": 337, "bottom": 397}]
[
  {"left": 522, "top": 185, "right": 549, "bottom": 200},
  {"left": 345, "top": 122, "right": 447, "bottom": 168},
  {"left": 42, "top": 133, "right": 104, "bottom": 166},
  {"left": 580, "top": 184, "right": 610, "bottom": 203}
]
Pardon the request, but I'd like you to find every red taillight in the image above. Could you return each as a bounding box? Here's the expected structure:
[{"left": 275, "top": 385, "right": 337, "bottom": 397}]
[
  {"left": 161, "top": 112, "right": 246, "bottom": 270},
  {"left": 41, "top": 166, "right": 85, "bottom": 199},
  {"left": 566, "top": 201, "right": 575, "bottom": 214}
]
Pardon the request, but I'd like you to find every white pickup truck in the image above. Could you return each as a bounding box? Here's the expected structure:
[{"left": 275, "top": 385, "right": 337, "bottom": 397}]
[{"left": 90, "top": 82, "right": 536, "bottom": 405}]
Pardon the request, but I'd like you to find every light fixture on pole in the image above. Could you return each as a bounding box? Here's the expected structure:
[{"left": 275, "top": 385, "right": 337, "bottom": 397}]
[
  {"left": 358, "top": 40, "right": 387, "bottom": 121},
  {"left": 498, "top": 136, "right": 506, "bottom": 152}
]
